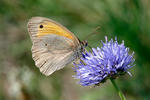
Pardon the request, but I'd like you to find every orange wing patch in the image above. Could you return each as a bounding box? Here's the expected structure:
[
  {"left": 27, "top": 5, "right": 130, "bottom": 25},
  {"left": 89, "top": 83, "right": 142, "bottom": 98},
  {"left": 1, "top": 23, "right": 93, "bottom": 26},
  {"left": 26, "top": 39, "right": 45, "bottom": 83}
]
[{"left": 37, "top": 21, "right": 73, "bottom": 40}]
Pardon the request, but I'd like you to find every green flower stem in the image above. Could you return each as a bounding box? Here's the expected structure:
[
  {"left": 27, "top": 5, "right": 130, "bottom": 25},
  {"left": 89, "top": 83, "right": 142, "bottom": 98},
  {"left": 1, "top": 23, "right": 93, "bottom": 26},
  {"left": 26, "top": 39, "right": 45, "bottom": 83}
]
[{"left": 110, "top": 79, "right": 126, "bottom": 100}]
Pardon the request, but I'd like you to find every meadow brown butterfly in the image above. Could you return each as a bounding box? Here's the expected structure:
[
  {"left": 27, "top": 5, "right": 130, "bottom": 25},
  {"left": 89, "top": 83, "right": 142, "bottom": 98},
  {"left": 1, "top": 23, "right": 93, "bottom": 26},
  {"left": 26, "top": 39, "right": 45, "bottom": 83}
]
[{"left": 27, "top": 17, "right": 87, "bottom": 76}]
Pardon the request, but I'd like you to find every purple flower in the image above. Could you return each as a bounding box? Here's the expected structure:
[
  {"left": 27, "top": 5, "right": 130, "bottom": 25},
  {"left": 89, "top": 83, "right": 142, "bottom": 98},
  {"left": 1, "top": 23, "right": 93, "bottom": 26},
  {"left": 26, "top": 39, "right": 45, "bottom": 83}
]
[{"left": 73, "top": 36, "right": 135, "bottom": 86}]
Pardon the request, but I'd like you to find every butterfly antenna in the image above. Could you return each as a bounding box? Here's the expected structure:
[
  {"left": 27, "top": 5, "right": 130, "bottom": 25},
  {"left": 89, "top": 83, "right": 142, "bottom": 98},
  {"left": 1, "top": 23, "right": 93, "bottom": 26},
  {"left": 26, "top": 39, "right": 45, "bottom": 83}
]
[{"left": 83, "top": 26, "right": 101, "bottom": 41}]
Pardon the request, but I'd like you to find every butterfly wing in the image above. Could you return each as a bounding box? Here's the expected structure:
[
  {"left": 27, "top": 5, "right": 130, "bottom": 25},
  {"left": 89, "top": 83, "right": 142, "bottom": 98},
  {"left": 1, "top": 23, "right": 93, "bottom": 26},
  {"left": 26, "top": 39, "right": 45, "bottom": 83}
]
[{"left": 27, "top": 17, "right": 80, "bottom": 76}]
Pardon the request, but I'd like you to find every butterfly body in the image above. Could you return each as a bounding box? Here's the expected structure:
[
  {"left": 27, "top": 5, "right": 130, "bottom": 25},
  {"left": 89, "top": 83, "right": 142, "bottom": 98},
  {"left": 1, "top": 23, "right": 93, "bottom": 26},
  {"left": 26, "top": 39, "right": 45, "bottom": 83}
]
[{"left": 27, "top": 17, "right": 87, "bottom": 76}]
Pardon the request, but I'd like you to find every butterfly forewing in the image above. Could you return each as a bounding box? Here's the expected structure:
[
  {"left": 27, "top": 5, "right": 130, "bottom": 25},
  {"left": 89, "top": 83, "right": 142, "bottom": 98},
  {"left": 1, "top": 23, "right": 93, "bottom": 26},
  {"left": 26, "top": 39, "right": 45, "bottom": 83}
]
[{"left": 27, "top": 17, "right": 80, "bottom": 76}]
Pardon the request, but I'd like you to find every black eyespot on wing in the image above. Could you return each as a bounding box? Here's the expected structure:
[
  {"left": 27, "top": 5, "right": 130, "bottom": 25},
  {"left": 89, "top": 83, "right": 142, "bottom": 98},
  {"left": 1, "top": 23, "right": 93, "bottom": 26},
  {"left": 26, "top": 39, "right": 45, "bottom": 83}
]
[{"left": 40, "top": 25, "right": 43, "bottom": 28}]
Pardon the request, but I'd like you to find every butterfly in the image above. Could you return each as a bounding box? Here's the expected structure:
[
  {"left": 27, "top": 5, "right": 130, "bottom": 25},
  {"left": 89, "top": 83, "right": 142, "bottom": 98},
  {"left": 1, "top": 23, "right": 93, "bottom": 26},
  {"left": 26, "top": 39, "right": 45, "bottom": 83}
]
[{"left": 27, "top": 17, "right": 87, "bottom": 76}]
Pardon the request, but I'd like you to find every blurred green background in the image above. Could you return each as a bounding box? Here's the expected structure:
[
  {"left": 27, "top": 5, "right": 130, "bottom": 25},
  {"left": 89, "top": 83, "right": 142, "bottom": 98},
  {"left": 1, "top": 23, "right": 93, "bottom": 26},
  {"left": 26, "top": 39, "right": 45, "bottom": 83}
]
[{"left": 0, "top": 0, "right": 150, "bottom": 100}]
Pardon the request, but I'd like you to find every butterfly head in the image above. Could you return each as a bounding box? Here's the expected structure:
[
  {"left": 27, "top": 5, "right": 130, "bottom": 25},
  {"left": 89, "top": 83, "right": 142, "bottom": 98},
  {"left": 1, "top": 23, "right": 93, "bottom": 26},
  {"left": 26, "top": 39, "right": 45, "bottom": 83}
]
[
  {"left": 81, "top": 40, "right": 88, "bottom": 48},
  {"left": 79, "top": 40, "right": 88, "bottom": 54}
]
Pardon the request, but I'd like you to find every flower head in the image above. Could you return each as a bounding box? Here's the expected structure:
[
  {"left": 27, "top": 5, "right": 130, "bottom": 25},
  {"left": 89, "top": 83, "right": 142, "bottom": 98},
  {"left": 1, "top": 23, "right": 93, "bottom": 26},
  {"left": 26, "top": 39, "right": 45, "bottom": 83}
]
[{"left": 73, "top": 36, "right": 135, "bottom": 86}]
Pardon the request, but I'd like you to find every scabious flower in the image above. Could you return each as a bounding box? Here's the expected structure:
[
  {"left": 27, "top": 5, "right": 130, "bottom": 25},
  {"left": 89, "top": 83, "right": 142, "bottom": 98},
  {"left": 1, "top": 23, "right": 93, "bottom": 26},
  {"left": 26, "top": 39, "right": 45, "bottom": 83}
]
[{"left": 73, "top": 36, "right": 135, "bottom": 86}]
